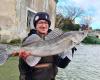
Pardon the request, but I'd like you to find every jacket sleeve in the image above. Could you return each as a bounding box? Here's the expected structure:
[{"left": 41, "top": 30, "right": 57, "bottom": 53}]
[{"left": 56, "top": 47, "right": 77, "bottom": 68}]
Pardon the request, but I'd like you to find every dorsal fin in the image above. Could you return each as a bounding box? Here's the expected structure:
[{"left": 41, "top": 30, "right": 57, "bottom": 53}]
[
  {"left": 45, "top": 28, "right": 64, "bottom": 40},
  {"left": 22, "top": 34, "right": 41, "bottom": 46}
]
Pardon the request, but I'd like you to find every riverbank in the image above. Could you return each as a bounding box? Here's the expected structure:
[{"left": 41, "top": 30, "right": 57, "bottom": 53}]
[{"left": 82, "top": 36, "right": 100, "bottom": 44}]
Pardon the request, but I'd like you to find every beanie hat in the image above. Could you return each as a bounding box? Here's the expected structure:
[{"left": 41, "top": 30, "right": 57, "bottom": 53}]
[{"left": 33, "top": 12, "right": 51, "bottom": 28}]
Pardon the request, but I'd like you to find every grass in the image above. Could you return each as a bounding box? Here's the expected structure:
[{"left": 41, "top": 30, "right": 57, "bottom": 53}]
[{"left": 0, "top": 57, "right": 19, "bottom": 80}]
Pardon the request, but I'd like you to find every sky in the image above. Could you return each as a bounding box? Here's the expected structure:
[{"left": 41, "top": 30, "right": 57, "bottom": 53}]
[{"left": 57, "top": 0, "right": 100, "bottom": 29}]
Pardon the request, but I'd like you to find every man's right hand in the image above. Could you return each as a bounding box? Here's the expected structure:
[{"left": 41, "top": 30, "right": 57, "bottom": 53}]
[
  {"left": 12, "top": 49, "right": 32, "bottom": 60},
  {"left": 19, "top": 49, "right": 31, "bottom": 60}
]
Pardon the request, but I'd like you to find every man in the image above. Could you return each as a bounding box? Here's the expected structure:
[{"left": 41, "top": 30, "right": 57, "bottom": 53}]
[{"left": 19, "top": 12, "right": 74, "bottom": 80}]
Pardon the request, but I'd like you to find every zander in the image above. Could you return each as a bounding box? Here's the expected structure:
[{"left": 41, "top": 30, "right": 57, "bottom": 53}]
[{"left": 0, "top": 28, "right": 88, "bottom": 65}]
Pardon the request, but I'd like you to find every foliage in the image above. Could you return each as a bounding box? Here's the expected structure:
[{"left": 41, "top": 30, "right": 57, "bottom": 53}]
[
  {"left": 74, "top": 24, "right": 80, "bottom": 30},
  {"left": 61, "top": 24, "right": 80, "bottom": 31},
  {"left": 95, "top": 29, "right": 100, "bottom": 31},
  {"left": 55, "top": 13, "right": 81, "bottom": 31},
  {"left": 55, "top": 0, "right": 58, "bottom": 3},
  {"left": 9, "top": 39, "right": 21, "bottom": 45},
  {"left": 0, "top": 38, "right": 21, "bottom": 46},
  {"left": 55, "top": 14, "right": 65, "bottom": 28},
  {"left": 82, "top": 36, "right": 100, "bottom": 44},
  {"left": 56, "top": 3, "right": 86, "bottom": 31}
]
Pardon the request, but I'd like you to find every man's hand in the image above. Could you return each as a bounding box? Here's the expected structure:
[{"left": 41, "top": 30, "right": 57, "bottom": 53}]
[
  {"left": 19, "top": 49, "right": 32, "bottom": 60},
  {"left": 12, "top": 49, "right": 32, "bottom": 60}
]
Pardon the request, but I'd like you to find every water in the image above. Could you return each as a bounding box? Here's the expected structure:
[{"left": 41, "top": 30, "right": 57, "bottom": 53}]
[
  {"left": 0, "top": 44, "right": 100, "bottom": 80},
  {"left": 56, "top": 44, "right": 100, "bottom": 80}
]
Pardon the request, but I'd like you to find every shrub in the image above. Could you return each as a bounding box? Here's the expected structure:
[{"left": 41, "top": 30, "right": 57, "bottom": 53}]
[
  {"left": 9, "top": 38, "right": 21, "bottom": 45},
  {"left": 82, "top": 36, "right": 100, "bottom": 44}
]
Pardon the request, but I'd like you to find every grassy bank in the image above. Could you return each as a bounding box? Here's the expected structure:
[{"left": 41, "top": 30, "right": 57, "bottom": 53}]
[
  {"left": 82, "top": 36, "right": 100, "bottom": 44},
  {"left": 0, "top": 57, "right": 19, "bottom": 80}
]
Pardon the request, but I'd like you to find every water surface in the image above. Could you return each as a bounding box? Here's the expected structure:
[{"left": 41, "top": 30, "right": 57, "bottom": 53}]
[{"left": 56, "top": 44, "right": 100, "bottom": 80}]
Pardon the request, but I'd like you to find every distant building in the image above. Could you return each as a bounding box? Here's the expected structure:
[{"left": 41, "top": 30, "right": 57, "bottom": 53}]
[{"left": 0, "top": 0, "right": 57, "bottom": 42}]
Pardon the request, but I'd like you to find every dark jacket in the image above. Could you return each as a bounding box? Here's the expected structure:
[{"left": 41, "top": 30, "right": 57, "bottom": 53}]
[
  {"left": 19, "top": 29, "right": 58, "bottom": 80},
  {"left": 19, "top": 29, "right": 72, "bottom": 80}
]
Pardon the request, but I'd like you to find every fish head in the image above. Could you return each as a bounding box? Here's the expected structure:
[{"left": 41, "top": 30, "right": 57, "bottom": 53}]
[{"left": 68, "top": 31, "right": 88, "bottom": 44}]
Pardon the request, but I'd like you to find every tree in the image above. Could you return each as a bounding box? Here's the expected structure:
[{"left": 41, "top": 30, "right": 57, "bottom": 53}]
[
  {"left": 74, "top": 24, "right": 80, "bottom": 30},
  {"left": 55, "top": 0, "right": 58, "bottom": 3},
  {"left": 55, "top": 14, "right": 65, "bottom": 28},
  {"left": 55, "top": 13, "right": 81, "bottom": 31},
  {"left": 64, "top": 5, "right": 84, "bottom": 23},
  {"left": 80, "top": 16, "right": 93, "bottom": 26},
  {"left": 56, "top": 5, "right": 84, "bottom": 30}
]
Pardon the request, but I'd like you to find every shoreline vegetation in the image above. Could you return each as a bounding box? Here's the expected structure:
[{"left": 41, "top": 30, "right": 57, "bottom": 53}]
[
  {"left": 0, "top": 38, "right": 21, "bottom": 46},
  {"left": 82, "top": 35, "right": 100, "bottom": 44}
]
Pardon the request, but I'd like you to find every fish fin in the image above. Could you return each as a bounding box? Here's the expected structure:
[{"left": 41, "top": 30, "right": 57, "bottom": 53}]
[
  {"left": 45, "top": 28, "right": 64, "bottom": 40},
  {"left": 22, "top": 34, "right": 41, "bottom": 46}
]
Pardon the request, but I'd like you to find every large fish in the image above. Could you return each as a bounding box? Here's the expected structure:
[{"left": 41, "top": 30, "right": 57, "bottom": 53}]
[
  {"left": 21, "top": 28, "right": 87, "bottom": 56},
  {"left": 0, "top": 28, "right": 88, "bottom": 66}
]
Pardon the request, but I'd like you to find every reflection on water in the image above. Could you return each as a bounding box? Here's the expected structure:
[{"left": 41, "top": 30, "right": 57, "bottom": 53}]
[{"left": 56, "top": 44, "right": 100, "bottom": 80}]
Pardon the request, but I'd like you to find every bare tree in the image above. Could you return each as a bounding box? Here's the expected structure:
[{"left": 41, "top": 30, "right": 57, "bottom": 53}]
[
  {"left": 55, "top": 14, "right": 65, "bottom": 28},
  {"left": 81, "top": 16, "right": 93, "bottom": 26},
  {"left": 64, "top": 5, "right": 84, "bottom": 23}
]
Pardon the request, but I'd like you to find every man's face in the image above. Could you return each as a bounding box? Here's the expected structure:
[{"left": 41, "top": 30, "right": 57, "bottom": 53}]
[{"left": 36, "top": 20, "right": 49, "bottom": 34}]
